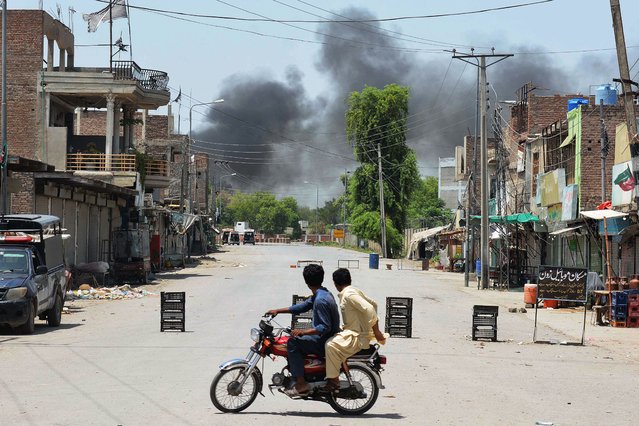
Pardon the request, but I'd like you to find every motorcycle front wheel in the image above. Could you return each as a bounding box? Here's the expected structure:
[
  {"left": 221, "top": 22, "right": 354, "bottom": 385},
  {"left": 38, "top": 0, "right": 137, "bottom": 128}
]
[
  {"left": 210, "top": 366, "right": 259, "bottom": 413},
  {"left": 328, "top": 364, "right": 379, "bottom": 415}
]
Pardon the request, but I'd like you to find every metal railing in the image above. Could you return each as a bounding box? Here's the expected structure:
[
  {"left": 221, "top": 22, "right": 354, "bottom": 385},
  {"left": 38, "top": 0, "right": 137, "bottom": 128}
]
[
  {"left": 145, "top": 159, "right": 169, "bottom": 177},
  {"left": 66, "top": 153, "right": 136, "bottom": 172},
  {"left": 112, "top": 60, "right": 169, "bottom": 91},
  {"left": 66, "top": 154, "right": 169, "bottom": 177}
]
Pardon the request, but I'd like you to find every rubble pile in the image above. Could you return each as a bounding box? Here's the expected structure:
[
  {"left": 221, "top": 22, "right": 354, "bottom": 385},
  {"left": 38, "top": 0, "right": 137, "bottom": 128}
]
[{"left": 66, "top": 284, "right": 156, "bottom": 300}]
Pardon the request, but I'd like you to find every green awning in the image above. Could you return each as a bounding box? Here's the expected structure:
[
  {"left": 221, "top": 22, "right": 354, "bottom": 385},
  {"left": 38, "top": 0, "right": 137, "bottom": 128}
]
[{"left": 471, "top": 213, "right": 540, "bottom": 224}]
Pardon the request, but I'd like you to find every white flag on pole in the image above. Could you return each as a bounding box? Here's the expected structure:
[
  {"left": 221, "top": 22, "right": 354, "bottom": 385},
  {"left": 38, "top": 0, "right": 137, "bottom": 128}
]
[{"left": 82, "top": 0, "right": 128, "bottom": 33}]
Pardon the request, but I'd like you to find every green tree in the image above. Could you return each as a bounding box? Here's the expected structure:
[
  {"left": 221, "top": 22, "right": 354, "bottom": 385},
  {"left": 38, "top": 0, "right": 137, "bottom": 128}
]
[
  {"left": 226, "top": 192, "right": 300, "bottom": 235},
  {"left": 406, "top": 177, "right": 453, "bottom": 228},
  {"left": 345, "top": 84, "right": 420, "bottom": 256}
]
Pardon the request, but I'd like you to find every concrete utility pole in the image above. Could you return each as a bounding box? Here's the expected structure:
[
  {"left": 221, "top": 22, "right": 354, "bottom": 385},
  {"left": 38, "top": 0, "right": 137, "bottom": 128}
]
[
  {"left": 343, "top": 169, "right": 350, "bottom": 248},
  {"left": 600, "top": 100, "right": 607, "bottom": 203},
  {"left": 610, "top": 0, "right": 639, "bottom": 194},
  {"left": 377, "top": 142, "right": 387, "bottom": 258},
  {"left": 452, "top": 49, "right": 512, "bottom": 289}
]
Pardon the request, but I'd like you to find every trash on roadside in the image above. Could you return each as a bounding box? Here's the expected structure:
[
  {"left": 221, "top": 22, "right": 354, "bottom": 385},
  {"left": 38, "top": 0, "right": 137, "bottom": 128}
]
[{"left": 66, "top": 284, "right": 157, "bottom": 300}]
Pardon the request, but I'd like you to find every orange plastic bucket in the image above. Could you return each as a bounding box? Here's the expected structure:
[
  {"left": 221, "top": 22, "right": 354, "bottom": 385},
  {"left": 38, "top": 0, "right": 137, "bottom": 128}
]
[
  {"left": 524, "top": 284, "right": 537, "bottom": 305},
  {"left": 543, "top": 299, "right": 559, "bottom": 309}
]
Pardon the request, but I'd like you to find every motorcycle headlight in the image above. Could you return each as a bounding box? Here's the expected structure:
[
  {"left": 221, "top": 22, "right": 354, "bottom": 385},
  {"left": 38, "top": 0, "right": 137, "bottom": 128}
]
[
  {"left": 5, "top": 287, "right": 28, "bottom": 301},
  {"left": 250, "top": 328, "right": 261, "bottom": 342}
]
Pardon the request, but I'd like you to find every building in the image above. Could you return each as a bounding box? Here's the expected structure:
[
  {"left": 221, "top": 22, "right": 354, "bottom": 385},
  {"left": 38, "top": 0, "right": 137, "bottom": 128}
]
[
  {"left": 0, "top": 9, "right": 170, "bottom": 265},
  {"left": 438, "top": 157, "right": 464, "bottom": 210}
]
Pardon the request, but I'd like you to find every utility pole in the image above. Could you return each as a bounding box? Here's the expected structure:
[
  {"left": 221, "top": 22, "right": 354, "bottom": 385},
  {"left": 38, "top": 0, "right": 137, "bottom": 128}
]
[
  {"left": 343, "top": 169, "right": 349, "bottom": 248},
  {"left": 377, "top": 142, "right": 387, "bottom": 258},
  {"left": 600, "top": 100, "right": 608, "bottom": 203},
  {"left": 452, "top": 49, "right": 512, "bottom": 289},
  {"left": 610, "top": 0, "right": 639, "bottom": 196}
]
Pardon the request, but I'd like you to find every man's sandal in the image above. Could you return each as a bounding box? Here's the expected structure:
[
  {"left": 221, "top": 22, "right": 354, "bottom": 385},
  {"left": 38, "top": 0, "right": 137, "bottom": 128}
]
[{"left": 322, "top": 381, "right": 340, "bottom": 392}]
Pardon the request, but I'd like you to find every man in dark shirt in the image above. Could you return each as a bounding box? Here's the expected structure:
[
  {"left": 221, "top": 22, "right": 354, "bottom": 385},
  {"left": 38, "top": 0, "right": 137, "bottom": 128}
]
[{"left": 266, "top": 264, "right": 340, "bottom": 397}]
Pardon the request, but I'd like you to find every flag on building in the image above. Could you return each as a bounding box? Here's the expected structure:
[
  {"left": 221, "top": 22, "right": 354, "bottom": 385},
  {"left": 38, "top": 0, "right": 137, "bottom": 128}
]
[
  {"left": 82, "top": 0, "right": 128, "bottom": 33},
  {"left": 614, "top": 164, "right": 635, "bottom": 192}
]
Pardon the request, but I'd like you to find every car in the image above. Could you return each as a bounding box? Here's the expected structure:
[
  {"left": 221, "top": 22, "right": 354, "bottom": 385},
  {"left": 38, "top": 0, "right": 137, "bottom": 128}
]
[
  {"left": 0, "top": 215, "right": 68, "bottom": 334},
  {"left": 243, "top": 231, "right": 255, "bottom": 245},
  {"left": 229, "top": 231, "right": 240, "bottom": 245}
]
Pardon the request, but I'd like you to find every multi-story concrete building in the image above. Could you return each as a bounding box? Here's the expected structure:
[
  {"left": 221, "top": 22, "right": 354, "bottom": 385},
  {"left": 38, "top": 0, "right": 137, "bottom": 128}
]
[{"left": 0, "top": 9, "right": 170, "bottom": 265}]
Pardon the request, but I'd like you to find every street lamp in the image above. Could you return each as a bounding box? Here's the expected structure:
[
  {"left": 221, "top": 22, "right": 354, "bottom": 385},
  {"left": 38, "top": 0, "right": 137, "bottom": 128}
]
[
  {"left": 180, "top": 98, "right": 224, "bottom": 213},
  {"left": 304, "top": 181, "right": 319, "bottom": 243},
  {"left": 218, "top": 173, "right": 236, "bottom": 222}
]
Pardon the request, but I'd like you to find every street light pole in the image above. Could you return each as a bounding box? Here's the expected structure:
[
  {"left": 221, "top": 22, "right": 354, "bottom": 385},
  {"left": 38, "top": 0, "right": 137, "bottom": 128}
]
[
  {"left": 304, "top": 181, "right": 319, "bottom": 243},
  {"left": 218, "top": 173, "right": 236, "bottom": 222},
  {"left": 182, "top": 98, "right": 224, "bottom": 213}
]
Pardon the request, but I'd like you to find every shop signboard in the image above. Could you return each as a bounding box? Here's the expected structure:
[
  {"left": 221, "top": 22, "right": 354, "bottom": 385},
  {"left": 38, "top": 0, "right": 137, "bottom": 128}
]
[{"left": 533, "top": 266, "right": 588, "bottom": 345}]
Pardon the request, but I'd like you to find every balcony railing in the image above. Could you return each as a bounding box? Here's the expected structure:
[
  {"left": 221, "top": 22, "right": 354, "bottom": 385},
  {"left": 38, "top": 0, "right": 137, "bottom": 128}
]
[
  {"left": 66, "top": 153, "right": 136, "bottom": 172},
  {"left": 112, "top": 60, "right": 169, "bottom": 91},
  {"left": 66, "top": 154, "right": 170, "bottom": 178},
  {"left": 146, "top": 159, "right": 169, "bottom": 176}
]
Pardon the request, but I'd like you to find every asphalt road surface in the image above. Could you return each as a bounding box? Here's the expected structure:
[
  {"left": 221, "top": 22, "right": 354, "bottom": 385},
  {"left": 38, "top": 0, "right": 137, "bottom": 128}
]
[{"left": 1, "top": 243, "right": 637, "bottom": 425}]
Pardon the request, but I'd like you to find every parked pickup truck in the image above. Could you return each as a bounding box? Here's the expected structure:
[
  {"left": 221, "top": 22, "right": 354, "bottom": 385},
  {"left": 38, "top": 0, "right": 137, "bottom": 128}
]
[{"left": 0, "top": 215, "right": 67, "bottom": 334}]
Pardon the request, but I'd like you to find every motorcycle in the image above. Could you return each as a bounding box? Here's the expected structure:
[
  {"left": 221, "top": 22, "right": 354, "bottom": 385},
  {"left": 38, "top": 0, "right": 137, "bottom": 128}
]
[{"left": 210, "top": 314, "right": 387, "bottom": 415}]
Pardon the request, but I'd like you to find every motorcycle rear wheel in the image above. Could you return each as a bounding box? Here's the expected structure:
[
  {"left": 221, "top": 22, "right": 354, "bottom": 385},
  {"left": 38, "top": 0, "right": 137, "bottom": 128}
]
[
  {"left": 328, "top": 364, "right": 379, "bottom": 415},
  {"left": 210, "top": 366, "right": 259, "bottom": 413}
]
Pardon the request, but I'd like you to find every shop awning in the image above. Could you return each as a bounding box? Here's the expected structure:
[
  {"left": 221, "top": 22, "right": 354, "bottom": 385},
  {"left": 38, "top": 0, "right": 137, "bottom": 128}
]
[
  {"left": 472, "top": 212, "right": 540, "bottom": 224},
  {"left": 549, "top": 226, "right": 583, "bottom": 235},
  {"left": 580, "top": 210, "right": 627, "bottom": 220}
]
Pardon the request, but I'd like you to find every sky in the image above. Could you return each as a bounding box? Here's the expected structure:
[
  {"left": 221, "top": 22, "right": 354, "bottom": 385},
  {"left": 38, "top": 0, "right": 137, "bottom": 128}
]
[{"left": 18, "top": 0, "right": 639, "bottom": 207}]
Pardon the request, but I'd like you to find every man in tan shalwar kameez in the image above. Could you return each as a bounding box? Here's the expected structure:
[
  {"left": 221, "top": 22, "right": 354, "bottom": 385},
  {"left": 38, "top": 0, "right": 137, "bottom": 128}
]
[{"left": 324, "top": 268, "right": 386, "bottom": 391}]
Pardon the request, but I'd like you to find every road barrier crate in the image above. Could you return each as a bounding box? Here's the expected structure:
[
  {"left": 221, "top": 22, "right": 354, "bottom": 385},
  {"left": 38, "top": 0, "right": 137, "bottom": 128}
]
[
  {"left": 611, "top": 291, "right": 628, "bottom": 306},
  {"left": 472, "top": 305, "right": 498, "bottom": 342},
  {"left": 628, "top": 294, "right": 639, "bottom": 304},
  {"left": 291, "top": 295, "right": 313, "bottom": 329},
  {"left": 385, "top": 297, "right": 413, "bottom": 338},
  {"left": 386, "top": 325, "right": 412, "bottom": 338},
  {"left": 627, "top": 317, "right": 639, "bottom": 328},
  {"left": 161, "top": 291, "right": 185, "bottom": 332},
  {"left": 629, "top": 305, "right": 639, "bottom": 316}
]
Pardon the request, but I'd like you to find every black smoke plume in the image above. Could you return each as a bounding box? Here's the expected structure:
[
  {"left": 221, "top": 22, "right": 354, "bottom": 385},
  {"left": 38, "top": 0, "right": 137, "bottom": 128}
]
[{"left": 194, "top": 7, "right": 621, "bottom": 206}]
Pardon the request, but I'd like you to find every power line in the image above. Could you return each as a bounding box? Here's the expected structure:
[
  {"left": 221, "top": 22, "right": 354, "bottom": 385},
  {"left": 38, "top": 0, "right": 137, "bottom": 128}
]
[{"left": 95, "top": 0, "right": 554, "bottom": 23}]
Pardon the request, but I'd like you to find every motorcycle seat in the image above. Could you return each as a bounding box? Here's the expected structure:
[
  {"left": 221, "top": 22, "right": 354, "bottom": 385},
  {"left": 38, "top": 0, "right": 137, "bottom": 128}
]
[{"left": 351, "top": 345, "right": 376, "bottom": 358}]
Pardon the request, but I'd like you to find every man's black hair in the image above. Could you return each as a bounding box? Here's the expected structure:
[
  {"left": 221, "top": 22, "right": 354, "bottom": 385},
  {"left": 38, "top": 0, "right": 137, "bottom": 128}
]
[
  {"left": 303, "top": 264, "right": 324, "bottom": 287},
  {"left": 333, "top": 268, "right": 351, "bottom": 286}
]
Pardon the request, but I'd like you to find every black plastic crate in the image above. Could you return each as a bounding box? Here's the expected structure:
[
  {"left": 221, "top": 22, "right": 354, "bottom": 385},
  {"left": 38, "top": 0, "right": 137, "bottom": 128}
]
[
  {"left": 472, "top": 305, "right": 498, "bottom": 341},
  {"left": 291, "top": 295, "right": 313, "bottom": 329},
  {"left": 161, "top": 291, "right": 185, "bottom": 332},
  {"left": 386, "top": 325, "right": 412, "bottom": 338}
]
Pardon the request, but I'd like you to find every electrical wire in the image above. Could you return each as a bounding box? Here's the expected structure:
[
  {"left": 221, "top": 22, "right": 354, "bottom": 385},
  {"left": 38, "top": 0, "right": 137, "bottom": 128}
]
[{"left": 95, "top": 0, "right": 554, "bottom": 23}]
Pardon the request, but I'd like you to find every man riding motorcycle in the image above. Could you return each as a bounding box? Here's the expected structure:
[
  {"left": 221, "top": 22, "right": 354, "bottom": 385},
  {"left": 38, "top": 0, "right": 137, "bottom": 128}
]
[{"left": 266, "top": 264, "right": 340, "bottom": 397}]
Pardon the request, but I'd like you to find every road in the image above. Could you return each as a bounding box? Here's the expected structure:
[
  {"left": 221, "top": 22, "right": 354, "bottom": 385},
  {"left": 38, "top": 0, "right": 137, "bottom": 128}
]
[{"left": 1, "top": 243, "right": 638, "bottom": 425}]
